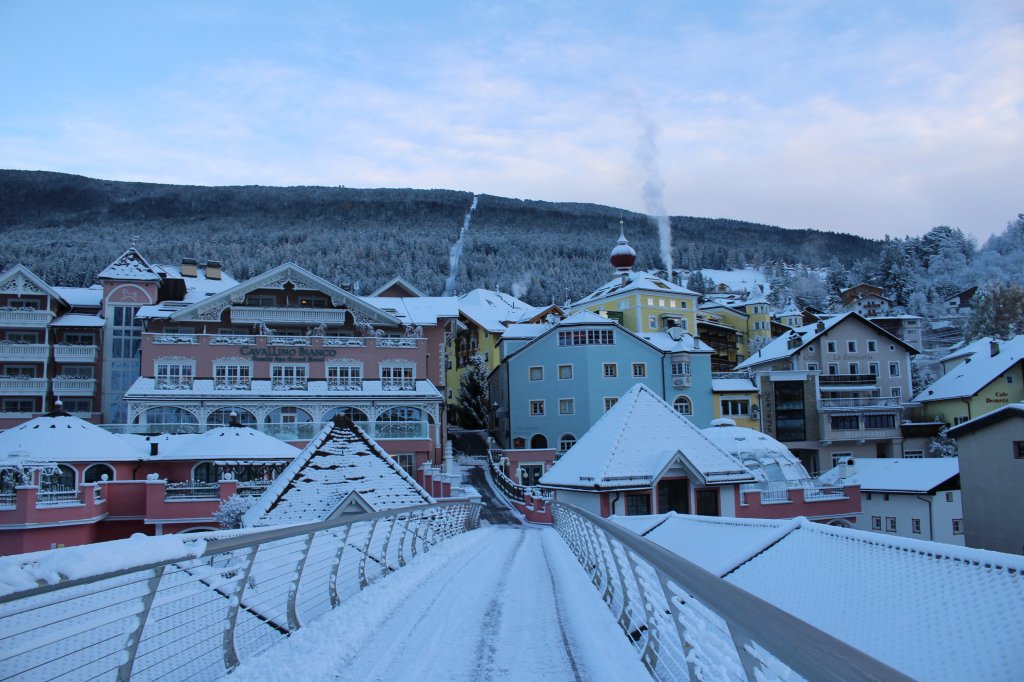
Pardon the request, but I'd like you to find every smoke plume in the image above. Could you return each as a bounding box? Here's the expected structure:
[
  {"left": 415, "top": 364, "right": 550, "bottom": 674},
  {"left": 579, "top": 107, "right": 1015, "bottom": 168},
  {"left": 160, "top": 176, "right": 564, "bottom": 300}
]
[
  {"left": 511, "top": 272, "right": 533, "bottom": 300},
  {"left": 636, "top": 118, "right": 673, "bottom": 278}
]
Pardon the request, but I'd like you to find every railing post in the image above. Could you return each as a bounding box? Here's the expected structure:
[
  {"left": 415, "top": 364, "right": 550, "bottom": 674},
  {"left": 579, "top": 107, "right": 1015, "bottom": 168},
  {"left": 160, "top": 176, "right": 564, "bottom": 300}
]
[
  {"left": 656, "top": 574, "right": 698, "bottom": 682},
  {"left": 116, "top": 565, "right": 165, "bottom": 682},
  {"left": 728, "top": 624, "right": 763, "bottom": 682},
  {"left": 223, "top": 546, "right": 259, "bottom": 671},
  {"left": 380, "top": 515, "right": 398, "bottom": 578},
  {"left": 358, "top": 519, "right": 379, "bottom": 588},
  {"left": 328, "top": 525, "right": 353, "bottom": 607},
  {"left": 287, "top": 532, "right": 316, "bottom": 631},
  {"left": 397, "top": 512, "right": 412, "bottom": 567},
  {"left": 622, "top": 549, "right": 662, "bottom": 673}
]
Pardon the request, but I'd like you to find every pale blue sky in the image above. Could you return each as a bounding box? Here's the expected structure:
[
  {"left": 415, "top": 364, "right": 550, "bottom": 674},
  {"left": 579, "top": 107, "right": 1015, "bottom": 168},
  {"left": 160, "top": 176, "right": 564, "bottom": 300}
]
[{"left": 2, "top": 1, "right": 1021, "bottom": 242}]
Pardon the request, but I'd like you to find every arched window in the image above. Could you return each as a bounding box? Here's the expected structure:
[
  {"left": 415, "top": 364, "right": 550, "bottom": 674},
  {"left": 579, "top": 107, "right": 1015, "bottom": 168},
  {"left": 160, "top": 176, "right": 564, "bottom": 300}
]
[
  {"left": 323, "top": 406, "right": 369, "bottom": 423},
  {"left": 530, "top": 434, "right": 548, "bottom": 449},
  {"left": 264, "top": 406, "right": 313, "bottom": 424},
  {"left": 192, "top": 462, "right": 216, "bottom": 483},
  {"left": 377, "top": 406, "right": 425, "bottom": 422},
  {"left": 558, "top": 434, "right": 576, "bottom": 452},
  {"left": 43, "top": 464, "right": 76, "bottom": 491},
  {"left": 83, "top": 463, "right": 115, "bottom": 483},
  {"left": 207, "top": 407, "right": 257, "bottom": 427},
  {"left": 141, "top": 406, "right": 198, "bottom": 426},
  {"left": 673, "top": 395, "right": 693, "bottom": 416}
]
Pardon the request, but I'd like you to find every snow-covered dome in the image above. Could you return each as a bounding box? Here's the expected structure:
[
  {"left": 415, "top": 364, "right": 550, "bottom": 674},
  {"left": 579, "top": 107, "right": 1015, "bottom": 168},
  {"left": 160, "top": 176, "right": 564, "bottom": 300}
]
[
  {"left": 0, "top": 413, "right": 142, "bottom": 462},
  {"left": 610, "top": 224, "right": 637, "bottom": 272},
  {"left": 163, "top": 426, "right": 300, "bottom": 461},
  {"left": 700, "top": 423, "right": 810, "bottom": 483}
]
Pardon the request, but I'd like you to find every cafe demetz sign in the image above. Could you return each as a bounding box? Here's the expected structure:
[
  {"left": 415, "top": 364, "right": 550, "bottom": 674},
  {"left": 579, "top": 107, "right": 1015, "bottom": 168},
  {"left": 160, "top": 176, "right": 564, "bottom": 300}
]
[{"left": 239, "top": 346, "right": 339, "bottom": 362}]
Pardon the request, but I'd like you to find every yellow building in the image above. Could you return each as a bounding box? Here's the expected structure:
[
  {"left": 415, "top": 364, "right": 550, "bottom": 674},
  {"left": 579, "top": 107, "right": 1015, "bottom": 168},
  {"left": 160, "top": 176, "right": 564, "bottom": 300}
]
[
  {"left": 913, "top": 336, "right": 1024, "bottom": 427},
  {"left": 570, "top": 227, "right": 699, "bottom": 334},
  {"left": 711, "top": 376, "right": 761, "bottom": 430},
  {"left": 697, "top": 290, "right": 772, "bottom": 366}
]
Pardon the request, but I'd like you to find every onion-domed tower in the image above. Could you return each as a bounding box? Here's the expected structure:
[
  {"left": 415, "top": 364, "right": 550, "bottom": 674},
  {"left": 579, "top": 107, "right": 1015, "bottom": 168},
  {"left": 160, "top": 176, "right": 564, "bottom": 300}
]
[{"left": 610, "top": 220, "right": 637, "bottom": 273}]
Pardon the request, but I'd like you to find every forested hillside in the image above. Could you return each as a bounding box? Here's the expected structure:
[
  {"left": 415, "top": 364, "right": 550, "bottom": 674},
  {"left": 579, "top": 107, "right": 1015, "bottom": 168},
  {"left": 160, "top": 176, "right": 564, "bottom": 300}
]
[{"left": 1, "top": 170, "right": 883, "bottom": 303}]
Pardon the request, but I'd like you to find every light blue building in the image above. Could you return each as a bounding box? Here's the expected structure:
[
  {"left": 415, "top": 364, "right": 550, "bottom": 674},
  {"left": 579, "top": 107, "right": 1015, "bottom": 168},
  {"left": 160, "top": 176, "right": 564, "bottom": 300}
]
[{"left": 489, "top": 311, "right": 714, "bottom": 451}]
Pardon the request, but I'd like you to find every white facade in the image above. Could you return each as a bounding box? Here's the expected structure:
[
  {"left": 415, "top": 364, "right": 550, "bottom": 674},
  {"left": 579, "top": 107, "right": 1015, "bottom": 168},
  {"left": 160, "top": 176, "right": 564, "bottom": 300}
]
[{"left": 854, "top": 489, "right": 964, "bottom": 546}]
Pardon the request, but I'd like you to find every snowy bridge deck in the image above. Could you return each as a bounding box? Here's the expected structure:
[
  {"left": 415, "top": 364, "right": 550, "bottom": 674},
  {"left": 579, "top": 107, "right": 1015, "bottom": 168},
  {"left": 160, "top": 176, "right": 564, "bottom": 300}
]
[{"left": 0, "top": 501, "right": 907, "bottom": 682}]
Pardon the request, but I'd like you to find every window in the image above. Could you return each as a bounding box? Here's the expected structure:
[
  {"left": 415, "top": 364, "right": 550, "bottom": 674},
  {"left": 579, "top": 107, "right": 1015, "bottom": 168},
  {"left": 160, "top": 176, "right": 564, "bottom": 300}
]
[
  {"left": 847, "top": 341, "right": 857, "bottom": 353},
  {"left": 868, "top": 362, "right": 879, "bottom": 376},
  {"left": 603, "top": 363, "right": 617, "bottom": 378},
  {"left": 626, "top": 493, "right": 651, "bottom": 516},
  {"left": 2, "top": 398, "right": 34, "bottom": 413},
  {"left": 952, "top": 519, "right": 964, "bottom": 535},
  {"left": 4, "top": 365, "right": 36, "bottom": 378},
  {"left": 807, "top": 363, "right": 819, "bottom": 371},
  {"left": 603, "top": 397, "right": 618, "bottom": 412},
  {"left": 883, "top": 493, "right": 890, "bottom": 501},
  {"left": 529, "top": 400, "right": 545, "bottom": 416},
  {"left": 558, "top": 364, "right": 573, "bottom": 380},
  {"left": 271, "top": 364, "right": 308, "bottom": 389},
  {"left": 830, "top": 415, "right": 859, "bottom": 430},
  {"left": 904, "top": 450, "right": 924, "bottom": 458},
  {"left": 245, "top": 294, "right": 277, "bottom": 307},
  {"left": 155, "top": 361, "right": 194, "bottom": 389},
  {"left": 559, "top": 434, "right": 576, "bottom": 452},
  {"left": 529, "top": 366, "right": 544, "bottom": 381},
  {"left": 1015, "top": 441, "right": 1024, "bottom": 459},
  {"left": 6, "top": 331, "right": 39, "bottom": 343},
  {"left": 888, "top": 362, "right": 900, "bottom": 377},
  {"left": 673, "top": 395, "right": 693, "bottom": 415},
  {"left": 529, "top": 434, "right": 548, "bottom": 449},
  {"left": 632, "top": 363, "right": 646, "bottom": 378},
  {"left": 671, "top": 360, "right": 690, "bottom": 376},
  {"left": 872, "top": 516, "right": 882, "bottom": 531},
  {"left": 867, "top": 340, "right": 877, "bottom": 352},
  {"left": 83, "top": 463, "right": 115, "bottom": 483},
  {"left": 111, "top": 305, "right": 142, "bottom": 359},
  {"left": 865, "top": 492, "right": 873, "bottom": 500},
  {"left": 946, "top": 492, "right": 955, "bottom": 503},
  {"left": 557, "top": 329, "right": 614, "bottom": 346},
  {"left": 953, "top": 416, "right": 969, "bottom": 425},
  {"left": 695, "top": 489, "right": 720, "bottom": 516},
  {"left": 891, "top": 387, "right": 902, "bottom": 400},
  {"left": 61, "top": 398, "right": 92, "bottom": 414},
  {"left": 912, "top": 518, "right": 921, "bottom": 534},
  {"left": 380, "top": 363, "right": 414, "bottom": 390},
  {"left": 1009, "top": 375, "right": 1015, "bottom": 384},
  {"left": 327, "top": 363, "right": 362, "bottom": 389},
  {"left": 214, "top": 362, "right": 252, "bottom": 389},
  {"left": 886, "top": 517, "right": 896, "bottom": 533},
  {"left": 721, "top": 399, "right": 749, "bottom": 416},
  {"left": 864, "top": 413, "right": 895, "bottom": 429},
  {"left": 828, "top": 363, "right": 839, "bottom": 375},
  {"left": 648, "top": 316, "right": 657, "bottom": 329},
  {"left": 59, "top": 365, "right": 93, "bottom": 378},
  {"left": 559, "top": 398, "right": 574, "bottom": 415},
  {"left": 826, "top": 341, "right": 837, "bottom": 353},
  {"left": 848, "top": 362, "right": 860, "bottom": 374},
  {"left": 397, "top": 454, "right": 417, "bottom": 478}
]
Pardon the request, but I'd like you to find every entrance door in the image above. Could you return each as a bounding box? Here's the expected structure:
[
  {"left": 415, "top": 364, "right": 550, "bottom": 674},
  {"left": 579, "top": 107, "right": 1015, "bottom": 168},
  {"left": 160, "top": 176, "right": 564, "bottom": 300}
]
[
  {"left": 519, "top": 465, "right": 543, "bottom": 486},
  {"left": 657, "top": 479, "right": 690, "bottom": 514}
]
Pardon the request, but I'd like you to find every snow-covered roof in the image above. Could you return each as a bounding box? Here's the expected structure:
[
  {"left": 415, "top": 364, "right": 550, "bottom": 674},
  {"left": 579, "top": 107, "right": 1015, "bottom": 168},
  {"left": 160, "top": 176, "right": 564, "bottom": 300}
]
[
  {"left": 244, "top": 417, "right": 434, "bottom": 526},
  {"left": 0, "top": 264, "right": 68, "bottom": 305},
  {"left": 939, "top": 336, "right": 998, "bottom": 365},
  {"left": 153, "top": 263, "right": 239, "bottom": 302},
  {"left": 711, "top": 378, "right": 757, "bottom": 393},
  {"left": 124, "top": 378, "right": 443, "bottom": 401},
  {"left": 360, "top": 296, "right": 459, "bottom": 325},
  {"left": 819, "top": 457, "right": 958, "bottom": 493},
  {"left": 540, "top": 384, "right": 753, "bottom": 489},
  {"left": 612, "top": 513, "right": 1024, "bottom": 681},
  {"left": 948, "top": 402, "right": 1024, "bottom": 438},
  {"left": 53, "top": 286, "right": 102, "bottom": 308},
  {"left": 118, "top": 433, "right": 197, "bottom": 458},
  {"left": 97, "top": 247, "right": 161, "bottom": 281},
  {"left": 500, "top": 323, "right": 549, "bottom": 340},
  {"left": 637, "top": 331, "right": 713, "bottom": 353},
  {"left": 572, "top": 270, "right": 697, "bottom": 307},
  {"left": 369, "top": 276, "right": 427, "bottom": 298},
  {"left": 700, "top": 424, "right": 810, "bottom": 483},
  {"left": 457, "top": 288, "right": 541, "bottom": 333},
  {"left": 692, "top": 267, "right": 770, "bottom": 294},
  {"left": 0, "top": 414, "right": 142, "bottom": 463},
  {"left": 161, "top": 426, "right": 300, "bottom": 461},
  {"left": 914, "top": 335, "right": 1024, "bottom": 403},
  {"left": 50, "top": 313, "right": 105, "bottom": 327}
]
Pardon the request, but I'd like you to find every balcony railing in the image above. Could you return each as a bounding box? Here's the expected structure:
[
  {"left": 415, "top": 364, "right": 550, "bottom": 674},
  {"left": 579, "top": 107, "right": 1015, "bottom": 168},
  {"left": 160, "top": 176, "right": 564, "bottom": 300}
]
[
  {"left": 103, "top": 420, "right": 431, "bottom": 442},
  {"left": 36, "top": 488, "right": 83, "bottom": 507},
  {"left": 236, "top": 480, "right": 274, "bottom": 497},
  {"left": 323, "top": 336, "right": 366, "bottom": 347},
  {"left": 155, "top": 378, "right": 194, "bottom": 390},
  {"left": 268, "top": 336, "right": 310, "bottom": 346},
  {"left": 271, "top": 379, "right": 308, "bottom": 391},
  {"left": 327, "top": 378, "right": 363, "bottom": 391},
  {"left": 213, "top": 378, "right": 252, "bottom": 391},
  {"left": 152, "top": 334, "right": 198, "bottom": 345},
  {"left": 377, "top": 337, "right": 418, "bottom": 348},
  {"left": 381, "top": 378, "right": 416, "bottom": 391},
  {"left": 164, "top": 482, "right": 220, "bottom": 499},
  {"left": 209, "top": 335, "right": 256, "bottom": 345},
  {"left": 0, "top": 492, "right": 16, "bottom": 508},
  {"left": 52, "top": 377, "right": 97, "bottom": 396},
  {"left": 0, "top": 343, "right": 48, "bottom": 362},
  {"left": 53, "top": 344, "right": 99, "bottom": 362},
  {"left": 0, "top": 377, "right": 47, "bottom": 395},
  {"left": 0, "top": 308, "right": 54, "bottom": 326},
  {"left": 819, "top": 397, "right": 901, "bottom": 410},
  {"left": 819, "top": 374, "right": 878, "bottom": 386},
  {"left": 231, "top": 306, "right": 353, "bottom": 325}
]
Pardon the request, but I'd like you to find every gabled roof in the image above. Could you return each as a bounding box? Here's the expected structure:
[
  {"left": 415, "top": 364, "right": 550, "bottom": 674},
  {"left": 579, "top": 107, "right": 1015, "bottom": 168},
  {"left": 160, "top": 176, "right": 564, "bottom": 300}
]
[
  {"left": 169, "top": 262, "right": 401, "bottom": 325},
  {"left": 359, "top": 296, "right": 459, "bottom": 326},
  {"left": 938, "top": 336, "right": 998, "bottom": 365},
  {"left": 572, "top": 270, "right": 697, "bottom": 307},
  {"left": 914, "top": 335, "right": 1024, "bottom": 403},
  {"left": 97, "top": 247, "right": 162, "bottom": 281},
  {"left": 0, "top": 413, "right": 141, "bottom": 462},
  {"left": 0, "top": 264, "right": 67, "bottom": 305},
  {"left": 457, "top": 288, "right": 541, "bottom": 333},
  {"left": 53, "top": 285, "right": 102, "bottom": 308},
  {"left": 736, "top": 311, "right": 917, "bottom": 370},
  {"left": 540, "top": 384, "right": 752, "bottom": 490},
  {"left": 243, "top": 416, "right": 434, "bottom": 527},
  {"left": 819, "top": 457, "right": 959, "bottom": 493},
  {"left": 948, "top": 402, "right": 1024, "bottom": 438},
  {"left": 370, "top": 276, "right": 427, "bottom": 298},
  {"left": 611, "top": 513, "right": 1024, "bottom": 681}
]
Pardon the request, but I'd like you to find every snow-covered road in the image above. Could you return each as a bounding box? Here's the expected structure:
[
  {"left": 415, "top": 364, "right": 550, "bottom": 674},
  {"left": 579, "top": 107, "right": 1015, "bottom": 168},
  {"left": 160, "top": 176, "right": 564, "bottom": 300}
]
[{"left": 231, "top": 526, "right": 651, "bottom": 682}]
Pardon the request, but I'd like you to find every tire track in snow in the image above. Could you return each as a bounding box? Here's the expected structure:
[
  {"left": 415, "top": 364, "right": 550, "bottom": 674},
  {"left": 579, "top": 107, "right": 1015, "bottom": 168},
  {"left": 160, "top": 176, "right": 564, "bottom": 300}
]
[
  {"left": 471, "top": 529, "right": 528, "bottom": 679},
  {"left": 539, "top": 533, "right": 584, "bottom": 682}
]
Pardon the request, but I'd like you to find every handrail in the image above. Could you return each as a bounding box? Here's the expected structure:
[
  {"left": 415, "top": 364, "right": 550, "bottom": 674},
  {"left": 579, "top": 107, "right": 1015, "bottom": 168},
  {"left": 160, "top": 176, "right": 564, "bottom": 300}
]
[
  {"left": 0, "top": 499, "right": 481, "bottom": 681},
  {"left": 552, "top": 503, "right": 911, "bottom": 682}
]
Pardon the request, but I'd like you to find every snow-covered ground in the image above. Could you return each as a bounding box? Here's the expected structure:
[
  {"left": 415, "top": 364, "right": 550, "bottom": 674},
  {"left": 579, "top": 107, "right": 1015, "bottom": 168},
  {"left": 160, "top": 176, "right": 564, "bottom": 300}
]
[{"left": 230, "top": 526, "right": 651, "bottom": 682}]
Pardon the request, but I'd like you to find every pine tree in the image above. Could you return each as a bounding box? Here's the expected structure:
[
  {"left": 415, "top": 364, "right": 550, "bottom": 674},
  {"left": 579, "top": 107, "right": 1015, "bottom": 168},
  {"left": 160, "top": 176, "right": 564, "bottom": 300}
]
[
  {"left": 457, "top": 353, "right": 490, "bottom": 429},
  {"left": 928, "top": 427, "right": 958, "bottom": 458}
]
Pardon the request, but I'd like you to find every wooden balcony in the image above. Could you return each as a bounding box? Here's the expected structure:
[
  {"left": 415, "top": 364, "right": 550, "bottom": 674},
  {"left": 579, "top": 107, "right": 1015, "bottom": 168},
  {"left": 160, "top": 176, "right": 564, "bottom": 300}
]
[
  {"left": 0, "top": 377, "right": 47, "bottom": 395},
  {"left": 0, "top": 309, "right": 54, "bottom": 327},
  {"left": 230, "top": 306, "right": 352, "bottom": 325},
  {"left": 54, "top": 344, "right": 98, "bottom": 362},
  {"left": 52, "top": 377, "right": 97, "bottom": 396},
  {"left": 0, "top": 343, "right": 48, "bottom": 362}
]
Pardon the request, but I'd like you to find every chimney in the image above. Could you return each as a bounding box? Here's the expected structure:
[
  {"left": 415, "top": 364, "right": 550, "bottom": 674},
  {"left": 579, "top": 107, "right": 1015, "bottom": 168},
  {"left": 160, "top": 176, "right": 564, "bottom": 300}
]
[
  {"left": 990, "top": 340, "right": 1000, "bottom": 357},
  {"left": 149, "top": 441, "right": 159, "bottom": 457},
  {"left": 205, "top": 260, "right": 222, "bottom": 280},
  {"left": 180, "top": 258, "right": 198, "bottom": 278}
]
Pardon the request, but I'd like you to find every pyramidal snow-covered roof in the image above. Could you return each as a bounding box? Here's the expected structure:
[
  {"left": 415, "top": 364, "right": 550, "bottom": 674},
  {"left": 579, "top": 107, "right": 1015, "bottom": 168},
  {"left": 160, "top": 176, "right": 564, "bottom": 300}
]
[
  {"left": 97, "top": 247, "right": 162, "bottom": 281},
  {"left": 0, "top": 413, "right": 142, "bottom": 462},
  {"left": 162, "top": 426, "right": 300, "bottom": 462},
  {"left": 572, "top": 270, "right": 698, "bottom": 307},
  {"left": 611, "top": 513, "right": 1024, "bottom": 681},
  {"left": 243, "top": 417, "right": 434, "bottom": 527},
  {"left": 540, "top": 384, "right": 752, "bottom": 489}
]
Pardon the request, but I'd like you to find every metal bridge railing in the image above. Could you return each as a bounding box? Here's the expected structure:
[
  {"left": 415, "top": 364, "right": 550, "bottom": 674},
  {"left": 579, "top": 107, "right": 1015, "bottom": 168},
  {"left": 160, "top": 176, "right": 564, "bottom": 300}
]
[
  {"left": 0, "top": 500, "right": 481, "bottom": 681},
  {"left": 552, "top": 503, "right": 911, "bottom": 682}
]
